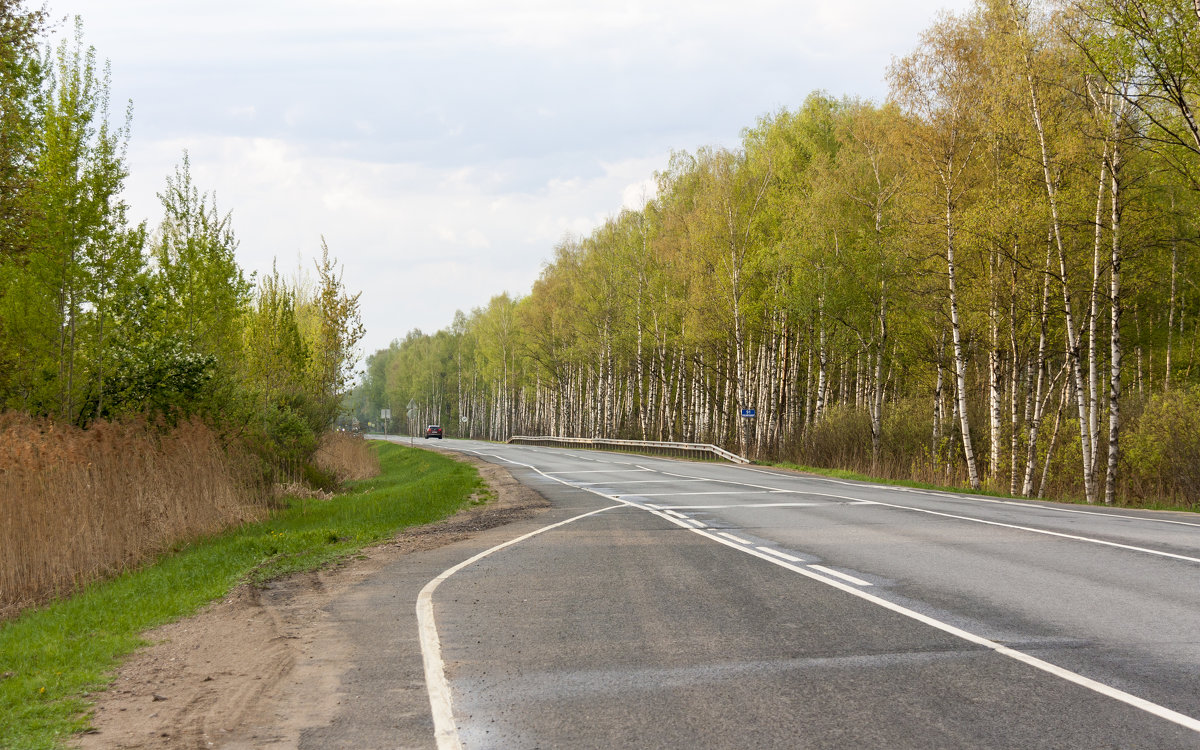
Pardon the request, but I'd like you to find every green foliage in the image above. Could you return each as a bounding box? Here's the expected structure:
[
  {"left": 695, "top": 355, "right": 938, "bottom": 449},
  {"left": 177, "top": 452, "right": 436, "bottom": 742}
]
[
  {"left": 0, "top": 16, "right": 141, "bottom": 424},
  {"left": 1125, "top": 388, "right": 1200, "bottom": 503},
  {"left": 0, "top": 15, "right": 366, "bottom": 487},
  {"left": 99, "top": 337, "right": 216, "bottom": 423},
  {"left": 0, "top": 442, "right": 481, "bottom": 748},
  {"left": 354, "top": 0, "right": 1200, "bottom": 507},
  {"left": 149, "top": 152, "right": 250, "bottom": 382}
]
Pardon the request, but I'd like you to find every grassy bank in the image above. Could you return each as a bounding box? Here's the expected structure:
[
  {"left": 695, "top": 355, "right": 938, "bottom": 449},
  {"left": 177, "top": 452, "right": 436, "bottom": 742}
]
[{"left": 0, "top": 441, "right": 481, "bottom": 749}]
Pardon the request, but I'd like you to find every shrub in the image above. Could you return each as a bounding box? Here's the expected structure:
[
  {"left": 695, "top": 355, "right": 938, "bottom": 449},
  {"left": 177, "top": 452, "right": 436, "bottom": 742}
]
[{"left": 1124, "top": 387, "right": 1200, "bottom": 505}]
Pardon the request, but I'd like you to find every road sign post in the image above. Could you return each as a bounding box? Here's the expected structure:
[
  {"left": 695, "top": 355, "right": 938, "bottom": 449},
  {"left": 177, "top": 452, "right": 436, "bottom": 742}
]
[{"left": 406, "top": 400, "right": 418, "bottom": 446}]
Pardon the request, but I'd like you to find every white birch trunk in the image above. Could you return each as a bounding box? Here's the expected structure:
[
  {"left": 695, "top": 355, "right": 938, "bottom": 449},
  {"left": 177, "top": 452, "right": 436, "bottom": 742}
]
[
  {"left": 1105, "top": 150, "right": 1123, "bottom": 506},
  {"left": 946, "top": 188, "right": 982, "bottom": 490},
  {"left": 1017, "top": 26, "right": 1096, "bottom": 502}
]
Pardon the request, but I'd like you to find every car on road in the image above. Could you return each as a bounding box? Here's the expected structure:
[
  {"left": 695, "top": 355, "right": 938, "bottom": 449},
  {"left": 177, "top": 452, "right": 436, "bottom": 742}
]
[{"left": 425, "top": 424, "right": 443, "bottom": 439}]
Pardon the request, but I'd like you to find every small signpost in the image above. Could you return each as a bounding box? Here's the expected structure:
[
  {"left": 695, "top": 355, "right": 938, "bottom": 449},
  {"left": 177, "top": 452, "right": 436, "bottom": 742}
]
[
  {"left": 406, "top": 399, "right": 418, "bottom": 445},
  {"left": 380, "top": 408, "right": 391, "bottom": 434},
  {"left": 740, "top": 408, "right": 756, "bottom": 418}
]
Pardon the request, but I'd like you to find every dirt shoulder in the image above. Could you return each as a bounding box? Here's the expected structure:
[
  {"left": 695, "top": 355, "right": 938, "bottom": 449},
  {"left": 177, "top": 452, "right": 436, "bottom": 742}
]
[{"left": 75, "top": 448, "right": 548, "bottom": 750}]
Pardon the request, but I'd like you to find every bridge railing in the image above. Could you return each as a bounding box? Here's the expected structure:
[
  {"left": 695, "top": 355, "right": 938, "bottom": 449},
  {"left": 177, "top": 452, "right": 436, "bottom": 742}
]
[{"left": 506, "top": 435, "right": 749, "bottom": 464}]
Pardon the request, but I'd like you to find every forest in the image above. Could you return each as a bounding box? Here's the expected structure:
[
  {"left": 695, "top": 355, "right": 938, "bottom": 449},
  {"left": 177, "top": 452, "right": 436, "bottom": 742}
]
[
  {"left": 352, "top": 0, "right": 1200, "bottom": 507},
  {"left": 1, "top": 5, "right": 369, "bottom": 609},
  {"left": 0, "top": 8, "right": 365, "bottom": 478}
]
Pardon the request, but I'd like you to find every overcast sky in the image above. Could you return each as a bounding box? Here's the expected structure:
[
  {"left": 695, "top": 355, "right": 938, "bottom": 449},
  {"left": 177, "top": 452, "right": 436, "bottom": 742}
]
[{"left": 54, "top": 1, "right": 972, "bottom": 359}]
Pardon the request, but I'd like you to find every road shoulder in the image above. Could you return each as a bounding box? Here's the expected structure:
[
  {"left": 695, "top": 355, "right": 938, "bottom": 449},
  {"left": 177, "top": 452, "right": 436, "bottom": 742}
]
[{"left": 75, "top": 450, "right": 548, "bottom": 750}]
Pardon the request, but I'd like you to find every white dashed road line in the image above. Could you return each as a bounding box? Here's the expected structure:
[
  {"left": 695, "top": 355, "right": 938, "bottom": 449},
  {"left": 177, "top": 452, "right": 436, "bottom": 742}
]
[
  {"left": 756, "top": 546, "right": 805, "bottom": 563},
  {"left": 809, "top": 564, "right": 873, "bottom": 586},
  {"left": 421, "top": 445, "right": 1200, "bottom": 740}
]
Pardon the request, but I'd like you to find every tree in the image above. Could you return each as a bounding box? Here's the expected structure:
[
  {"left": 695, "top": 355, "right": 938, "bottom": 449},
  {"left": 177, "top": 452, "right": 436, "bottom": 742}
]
[
  {"left": 149, "top": 152, "right": 251, "bottom": 410},
  {"left": 891, "top": 11, "right": 990, "bottom": 490}
]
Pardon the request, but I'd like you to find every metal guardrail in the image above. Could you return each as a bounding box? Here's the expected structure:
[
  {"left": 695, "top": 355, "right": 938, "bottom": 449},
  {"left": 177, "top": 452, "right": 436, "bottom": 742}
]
[{"left": 506, "top": 435, "right": 749, "bottom": 464}]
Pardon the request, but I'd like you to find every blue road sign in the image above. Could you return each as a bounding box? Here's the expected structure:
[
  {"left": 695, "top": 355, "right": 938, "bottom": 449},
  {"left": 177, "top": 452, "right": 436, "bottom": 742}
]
[{"left": 740, "top": 408, "right": 756, "bottom": 418}]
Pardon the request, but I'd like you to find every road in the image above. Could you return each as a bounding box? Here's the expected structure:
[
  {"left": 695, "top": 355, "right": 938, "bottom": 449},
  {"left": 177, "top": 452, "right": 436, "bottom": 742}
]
[{"left": 386, "top": 438, "right": 1200, "bottom": 748}]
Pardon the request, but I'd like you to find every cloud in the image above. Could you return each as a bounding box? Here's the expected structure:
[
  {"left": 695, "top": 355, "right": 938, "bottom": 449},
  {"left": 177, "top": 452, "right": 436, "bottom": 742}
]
[
  {"left": 61, "top": 0, "right": 976, "bottom": 360},
  {"left": 122, "top": 134, "right": 666, "bottom": 354}
]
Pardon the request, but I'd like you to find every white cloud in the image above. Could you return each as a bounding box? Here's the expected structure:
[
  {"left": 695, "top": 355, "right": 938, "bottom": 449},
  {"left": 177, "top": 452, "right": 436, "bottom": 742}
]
[
  {"left": 60, "top": 0, "right": 977, "bottom": 360},
  {"left": 123, "top": 134, "right": 667, "bottom": 354}
]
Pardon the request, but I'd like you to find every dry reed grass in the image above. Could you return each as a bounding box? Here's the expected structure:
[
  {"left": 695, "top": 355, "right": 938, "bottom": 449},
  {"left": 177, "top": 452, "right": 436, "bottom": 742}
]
[
  {"left": 0, "top": 413, "right": 269, "bottom": 619},
  {"left": 312, "top": 430, "right": 380, "bottom": 482}
]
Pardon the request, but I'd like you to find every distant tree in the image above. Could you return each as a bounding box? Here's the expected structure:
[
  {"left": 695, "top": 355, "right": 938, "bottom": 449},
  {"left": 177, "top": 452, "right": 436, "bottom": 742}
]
[{"left": 304, "top": 238, "right": 365, "bottom": 427}]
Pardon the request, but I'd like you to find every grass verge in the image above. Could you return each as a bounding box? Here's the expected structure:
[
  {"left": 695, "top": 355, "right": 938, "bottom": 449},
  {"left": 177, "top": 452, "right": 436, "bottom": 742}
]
[{"left": 0, "top": 441, "right": 482, "bottom": 750}]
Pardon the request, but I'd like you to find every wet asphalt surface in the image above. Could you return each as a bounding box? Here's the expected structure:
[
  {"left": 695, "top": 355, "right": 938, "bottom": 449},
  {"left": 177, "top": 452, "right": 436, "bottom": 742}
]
[{"left": 306, "top": 439, "right": 1200, "bottom": 749}]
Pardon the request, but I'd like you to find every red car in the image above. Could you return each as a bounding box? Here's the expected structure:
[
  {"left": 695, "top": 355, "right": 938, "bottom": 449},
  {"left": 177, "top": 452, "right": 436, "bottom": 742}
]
[{"left": 424, "top": 424, "right": 443, "bottom": 439}]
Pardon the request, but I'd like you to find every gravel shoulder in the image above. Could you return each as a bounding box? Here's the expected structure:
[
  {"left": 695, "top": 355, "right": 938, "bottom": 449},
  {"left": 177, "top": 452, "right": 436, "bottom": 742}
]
[{"left": 75, "top": 448, "right": 548, "bottom": 750}]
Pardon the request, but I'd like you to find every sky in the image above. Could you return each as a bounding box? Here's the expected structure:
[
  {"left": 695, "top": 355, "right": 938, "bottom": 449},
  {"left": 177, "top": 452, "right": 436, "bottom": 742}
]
[{"left": 53, "top": 0, "right": 973, "bottom": 361}]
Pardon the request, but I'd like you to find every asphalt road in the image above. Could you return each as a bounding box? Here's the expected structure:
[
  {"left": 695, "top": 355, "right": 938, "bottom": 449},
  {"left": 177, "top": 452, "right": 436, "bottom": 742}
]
[
  {"left": 396, "top": 438, "right": 1200, "bottom": 749},
  {"left": 311, "top": 438, "right": 1199, "bottom": 749}
]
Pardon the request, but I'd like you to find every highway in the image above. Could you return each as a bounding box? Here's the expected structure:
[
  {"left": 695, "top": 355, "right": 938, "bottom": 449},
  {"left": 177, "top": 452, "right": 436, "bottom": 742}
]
[{"left": 406, "top": 439, "right": 1200, "bottom": 749}]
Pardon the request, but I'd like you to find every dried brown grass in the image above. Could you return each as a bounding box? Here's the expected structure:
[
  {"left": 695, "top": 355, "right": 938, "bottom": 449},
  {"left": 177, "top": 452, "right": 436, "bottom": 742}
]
[
  {"left": 0, "top": 413, "right": 269, "bottom": 618},
  {"left": 311, "top": 430, "right": 380, "bottom": 483}
]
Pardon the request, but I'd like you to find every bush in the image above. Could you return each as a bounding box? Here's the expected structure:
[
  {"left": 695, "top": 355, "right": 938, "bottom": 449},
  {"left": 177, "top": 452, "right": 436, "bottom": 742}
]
[{"left": 1124, "top": 387, "right": 1200, "bottom": 505}]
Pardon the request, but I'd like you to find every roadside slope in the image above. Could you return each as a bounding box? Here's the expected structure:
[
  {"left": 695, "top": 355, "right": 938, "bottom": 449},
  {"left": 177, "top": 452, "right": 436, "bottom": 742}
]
[{"left": 73, "top": 451, "right": 547, "bottom": 749}]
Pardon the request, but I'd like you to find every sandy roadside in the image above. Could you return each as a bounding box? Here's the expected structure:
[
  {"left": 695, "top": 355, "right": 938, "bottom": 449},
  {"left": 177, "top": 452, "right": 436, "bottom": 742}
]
[{"left": 74, "top": 447, "right": 548, "bottom": 750}]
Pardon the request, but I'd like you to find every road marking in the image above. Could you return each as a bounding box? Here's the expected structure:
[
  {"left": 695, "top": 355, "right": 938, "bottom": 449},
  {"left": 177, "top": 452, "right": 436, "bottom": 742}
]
[
  {"left": 574, "top": 479, "right": 701, "bottom": 485},
  {"left": 861, "top": 499, "right": 1200, "bottom": 565},
  {"left": 634, "top": 490, "right": 782, "bottom": 497},
  {"left": 657, "top": 502, "right": 828, "bottom": 509},
  {"left": 809, "top": 564, "right": 873, "bottom": 586},
  {"left": 679, "top": 517, "right": 1200, "bottom": 734},
  {"left": 740, "top": 465, "right": 1200, "bottom": 529},
  {"left": 449, "top": 445, "right": 1200, "bottom": 736},
  {"left": 936, "top": 492, "right": 1200, "bottom": 528},
  {"left": 659, "top": 467, "right": 1200, "bottom": 566},
  {"left": 417, "top": 504, "right": 621, "bottom": 750},
  {"left": 756, "top": 546, "right": 804, "bottom": 563},
  {"left": 663, "top": 510, "right": 685, "bottom": 518},
  {"left": 658, "top": 469, "right": 797, "bottom": 494},
  {"left": 542, "top": 469, "right": 651, "bottom": 475},
  {"left": 717, "top": 532, "right": 752, "bottom": 544}
]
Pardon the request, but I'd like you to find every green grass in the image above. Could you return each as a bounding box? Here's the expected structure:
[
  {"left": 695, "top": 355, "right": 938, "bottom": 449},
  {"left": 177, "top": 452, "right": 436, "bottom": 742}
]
[{"left": 0, "top": 441, "right": 482, "bottom": 749}]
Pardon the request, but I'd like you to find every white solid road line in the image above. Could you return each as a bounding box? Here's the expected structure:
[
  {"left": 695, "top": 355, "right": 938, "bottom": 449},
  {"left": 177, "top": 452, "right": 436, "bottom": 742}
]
[
  {"left": 657, "top": 502, "right": 827, "bottom": 509},
  {"left": 863, "top": 498, "right": 1200, "bottom": 565},
  {"left": 416, "top": 503, "right": 621, "bottom": 750},
  {"left": 574, "top": 479, "right": 697, "bottom": 485},
  {"left": 543, "top": 468, "right": 651, "bottom": 474},
  {"left": 717, "top": 532, "right": 753, "bottom": 545},
  {"left": 428, "top": 445, "right": 1200, "bottom": 739},
  {"left": 740, "top": 465, "right": 1200, "bottom": 529},
  {"left": 634, "top": 490, "right": 783, "bottom": 497},
  {"left": 661, "top": 466, "right": 1200, "bottom": 566},
  {"left": 677, "top": 514, "right": 1200, "bottom": 734}
]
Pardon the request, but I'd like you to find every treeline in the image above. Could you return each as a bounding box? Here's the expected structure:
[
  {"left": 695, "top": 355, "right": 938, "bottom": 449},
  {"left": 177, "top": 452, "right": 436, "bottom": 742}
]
[
  {"left": 353, "top": 0, "right": 1199, "bottom": 506},
  {"left": 0, "top": 8, "right": 364, "bottom": 480}
]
